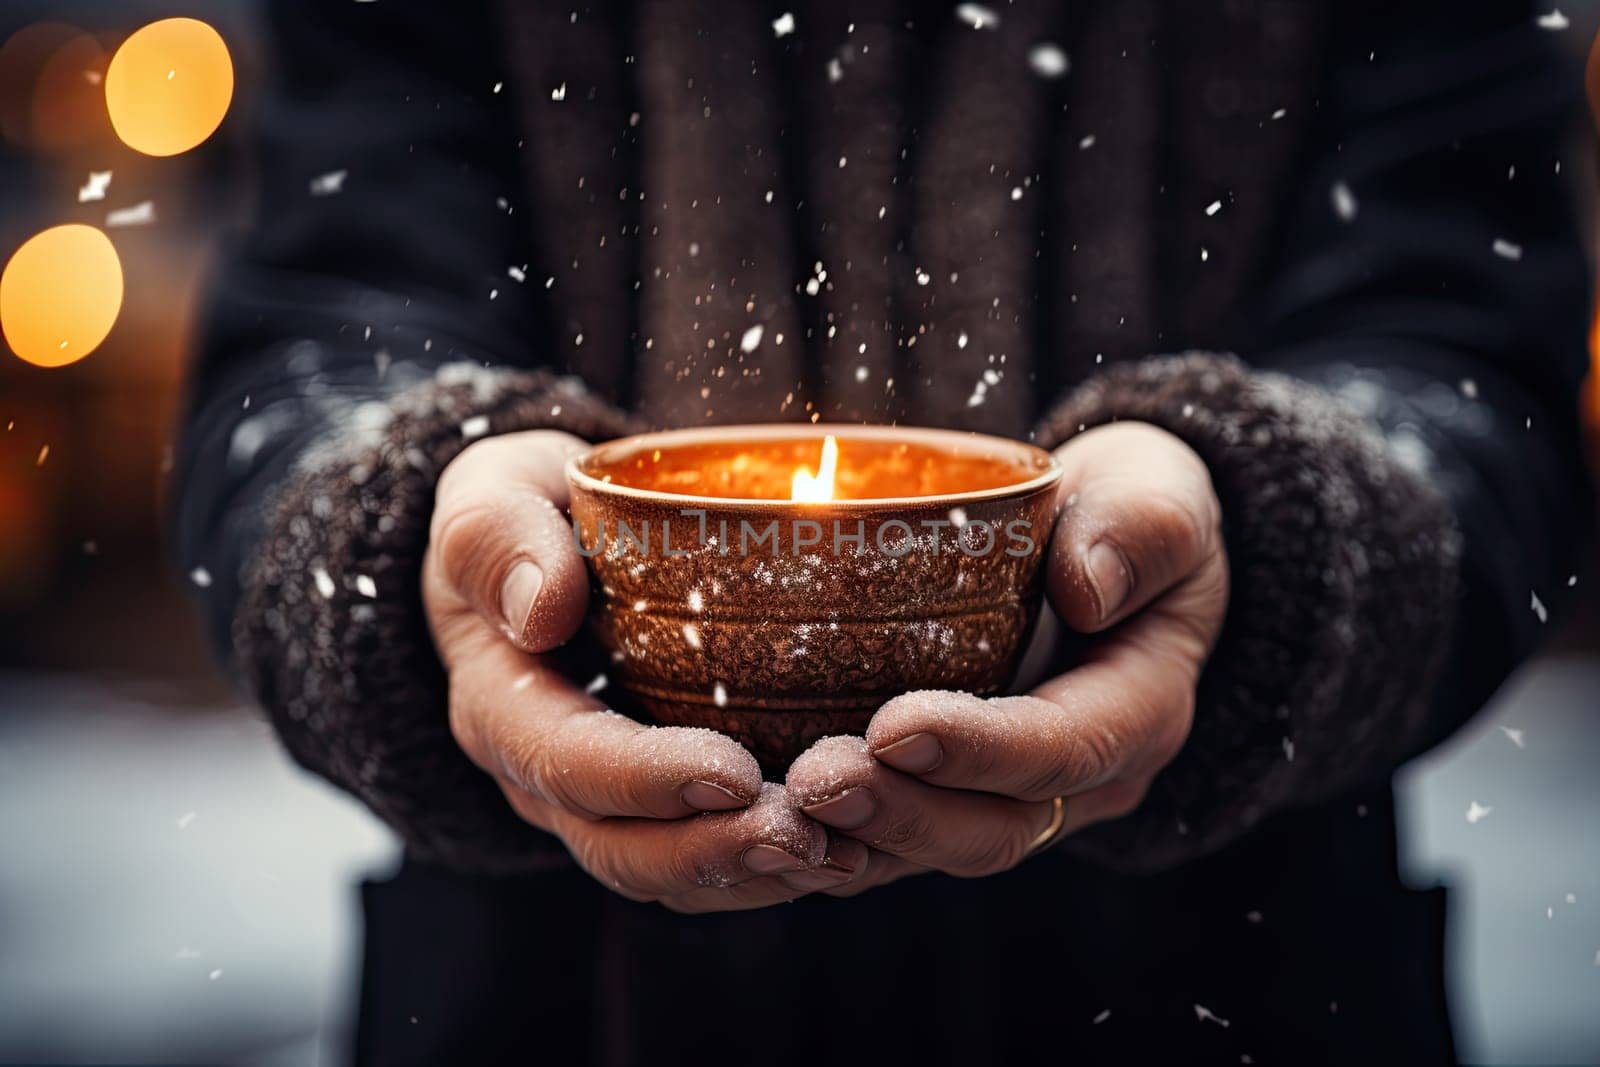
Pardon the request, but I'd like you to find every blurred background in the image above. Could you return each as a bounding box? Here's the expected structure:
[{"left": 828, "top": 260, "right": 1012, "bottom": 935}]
[{"left": 0, "top": 2, "right": 1596, "bottom": 1064}]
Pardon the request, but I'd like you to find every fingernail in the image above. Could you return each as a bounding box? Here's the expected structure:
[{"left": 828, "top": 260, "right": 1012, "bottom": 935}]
[
  {"left": 1085, "top": 541, "right": 1131, "bottom": 620},
  {"left": 820, "top": 854, "right": 858, "bottom": 875},
  {"left": 872, "top": 733, "right": 943, "bottom": 775},
  {"left": 681, "top": 780, "right": 748, "bottom": 812},
  {"left": 801, "top": 787, "right": 877, "bottom": 830},
  {"left": 779, "top": 863, "right": 856, "bottom": 892},
  {"left": 499, "top": 561, "right": 542, "bottom": 640},
  {"left": 742, "top": 844, "right": 806, "bottom": 875}
]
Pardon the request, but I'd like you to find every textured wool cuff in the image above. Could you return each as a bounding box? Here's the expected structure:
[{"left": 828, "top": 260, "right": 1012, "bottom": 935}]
[
  {"left": 233, "top": 364, "right": 636, "bottom": 872},
  {"left": 1033, "top": 353, "right": 1461, "bottom": 871}
]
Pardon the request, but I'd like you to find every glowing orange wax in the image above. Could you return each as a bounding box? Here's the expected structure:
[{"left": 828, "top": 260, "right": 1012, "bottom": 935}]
[{"left": 598, "top": 433, "right": 1039, "bottom": 501}]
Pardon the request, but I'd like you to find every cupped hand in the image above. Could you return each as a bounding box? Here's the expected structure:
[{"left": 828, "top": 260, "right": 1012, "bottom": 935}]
[
  {"left": 423, "top": 430, "right": 865, "bottom": 911},
  {"left": 786, "top": 422, "right": 1228, "bottom": 892}
]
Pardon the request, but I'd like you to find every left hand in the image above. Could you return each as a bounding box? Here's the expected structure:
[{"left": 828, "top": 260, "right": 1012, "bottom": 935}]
[{"left": 786, "top": 421, "right": 1229, "bottom": 893}]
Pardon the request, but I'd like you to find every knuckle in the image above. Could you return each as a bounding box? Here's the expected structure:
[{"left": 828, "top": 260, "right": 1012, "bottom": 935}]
[
  {"left": 532, "top": 715, "right": 593, "bottom": 810},
  {"left": 664, "top": 837, "right": 714, "bottom": 890},
  {"left": 1056, "top": 718, "right": 1121, "bottom": 790},
  {"left": 568, "top": 833, "right": 643, "bottom": 900},
  {"left": 1014, "top": 757, "right": 1073, "bottom": 802},
  {"left": 431, "top": 501, "right": 513, "bottom": 596},
  {"left": 873, "top": 804, "right": 938, "bottom": 854},
  {"left": 496, "top": 723, "right": 563, "bottom": 809},
  {"left": 1142, "top": 490, "right": 1213, "bottom": 567},
  {"left": 952, "top": 827, "right": 1031, "bottom": 878}
]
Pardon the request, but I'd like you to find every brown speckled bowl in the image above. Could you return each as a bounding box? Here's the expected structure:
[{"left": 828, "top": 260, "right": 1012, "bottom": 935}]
[{"left": 567, "top": 425, "right": 1061, "bottom": 773}]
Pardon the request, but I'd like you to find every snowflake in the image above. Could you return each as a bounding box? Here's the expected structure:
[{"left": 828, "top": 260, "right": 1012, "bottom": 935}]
[
  {"left": 1331, "top": 181, "right": 1357, "bottom": 221},
  {"left": 310, "top": 170, "right": 348, "bottom": 197},
  {"left": 1028, "top": 44, "right": 1068, "bottom": 78}
]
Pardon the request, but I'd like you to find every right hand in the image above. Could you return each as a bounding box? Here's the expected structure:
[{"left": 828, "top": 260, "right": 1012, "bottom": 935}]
[{"left": 422, "top": 430, "right": 865, "bottom": 911}]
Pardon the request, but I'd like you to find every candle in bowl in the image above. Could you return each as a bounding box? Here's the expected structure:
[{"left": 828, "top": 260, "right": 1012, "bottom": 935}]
[{"left": 566, "top": 425, "right": 1062, "bottom": 773}]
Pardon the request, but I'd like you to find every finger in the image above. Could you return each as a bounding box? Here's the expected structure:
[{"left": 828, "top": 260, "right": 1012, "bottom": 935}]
[
  {"left": 453, "top": 641, "right": 763, "bottom": 818},
  {"left": 662, "top": 876, "right": 813, "bottom": 914},
  {"left": 665, "top": 835, "right": 872, "bottom": 913},
  {"left": 1048, "top": 422, "right": 1222, "bottom": 632},
  {"left": 821, "top": 848, "right": 927, "bottom": 898},
  {"left": 786, "top": 737, "right": 1057, "bottom": 878},
  {"left": 426, "top": 429, "right": 593, "bottom": 655},
  {"left": 866, "top": 628, "right": 1194, "bottom": 803},
  {"left": 777, "top": 834, "right": 871, "bottom": 894},
  {"left": 545, "top": 783, "right": 830, "bottom": 901}
]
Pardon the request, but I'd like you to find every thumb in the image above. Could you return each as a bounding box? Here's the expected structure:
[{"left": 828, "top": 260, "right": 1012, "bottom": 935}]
[
  {"left": 1047, "top": 422, "right": 1223, "bottom": 633},
  {"left": 425, "top": 429, "right": 593, "bottom": 656}
]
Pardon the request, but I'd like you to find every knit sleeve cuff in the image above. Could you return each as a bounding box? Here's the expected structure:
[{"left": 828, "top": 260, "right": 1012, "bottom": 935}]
[
  {"left": 233, "top": 364, "right": 638, "bottom": 873},
  {"left": 1033, "top": 353, "right": 1462, "bottom": 870}
]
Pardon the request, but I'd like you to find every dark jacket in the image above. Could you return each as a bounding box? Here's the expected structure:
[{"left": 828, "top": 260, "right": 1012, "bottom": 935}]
[{"left": 175, "top": 1, "right": 1590, "bottom": 1063}]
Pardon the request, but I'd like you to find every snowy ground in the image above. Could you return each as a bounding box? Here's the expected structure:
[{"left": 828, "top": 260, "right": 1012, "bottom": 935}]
[{"left": 0, "top": 660, "right": 1595, "bottom": 1065}]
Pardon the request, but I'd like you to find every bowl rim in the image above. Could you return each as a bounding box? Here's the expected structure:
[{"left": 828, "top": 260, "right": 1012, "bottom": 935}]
[{"left": 567, "top": 423, "right": 1063, "bottom": 509}]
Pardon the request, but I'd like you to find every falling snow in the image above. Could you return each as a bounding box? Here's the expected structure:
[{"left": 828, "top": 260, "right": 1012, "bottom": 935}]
[
  {"left": 1466, "top": 800, "right": 1493, "bottom": 824},
  {"left": 1193, "top": 1004, "right": 1230, "bottom": 1028},
  {"left": 1028, "top": 44, "right": 1069, "bottom": 79},
  {"left": 106, "top": 201, "right": 156, "bottom": 227},
  {"left": 78, "top": 171, "right": 112, "bottom": 203},
  {"left": 189, "top": 567, "right": 212, "bottom": 588},
  {"left": 461, "top": 415, "right": 490, "bottom": 440},
  {"left": 310, "top": 170, "right": 348, "bottom": 196},
  {"left": 740, "top": 324, "right": 764, "bottom": 353},
  {"left": 1536, "top": 9, "right": 1570, "bottom": 30},
  {"left": 956, "top": 4, "right": 1000, "bottom": 30},
  {"left": 1499, "top": 725, "right": 1525, "bottom": 749},
  {"left": 1492, "top": 238, "right": 1523, "bottom": 261},
  {"left": 1531, "top": 590, "right": 1547, "bottom": 623},
  {"left": 772, "top": 12, "right": 795, "bottom": 37},
  {"left": 1331, "top": 181, "right": 1358, "bottom": 221}
]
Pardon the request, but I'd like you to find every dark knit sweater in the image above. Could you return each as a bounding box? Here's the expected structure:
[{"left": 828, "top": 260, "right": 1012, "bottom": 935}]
[{"left": 178, "top": 0, "right": 1589, "bottom": 876}]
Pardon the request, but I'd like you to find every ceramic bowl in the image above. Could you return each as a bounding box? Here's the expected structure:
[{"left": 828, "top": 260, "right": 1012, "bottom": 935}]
[{"left": 567, "top": 424, "right": 1061, "bottom": 772}]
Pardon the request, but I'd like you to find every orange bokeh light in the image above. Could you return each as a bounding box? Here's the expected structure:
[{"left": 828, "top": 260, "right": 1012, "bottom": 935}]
[
  {"left": 105, "top": 17, "right": 232, "bottom": 157},
  {"left": 1, "top": 224, "right": 124, "bottom": 368},
  {"left": 0, "top": 22, "right": 110, "bottom": 151}
]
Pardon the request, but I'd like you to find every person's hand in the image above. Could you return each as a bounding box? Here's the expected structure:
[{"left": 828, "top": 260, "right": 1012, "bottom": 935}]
[
  {"left": 785, "top": 422, "right": 1228, "bottom": 892},
  {"left": 423, "top": 430, "right": 865, "bottom": 911}
]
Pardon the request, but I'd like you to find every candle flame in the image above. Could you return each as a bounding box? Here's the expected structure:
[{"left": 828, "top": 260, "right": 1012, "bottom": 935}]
[{"left": 790, "top": 434, "right": 839, "bottom": 502}]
